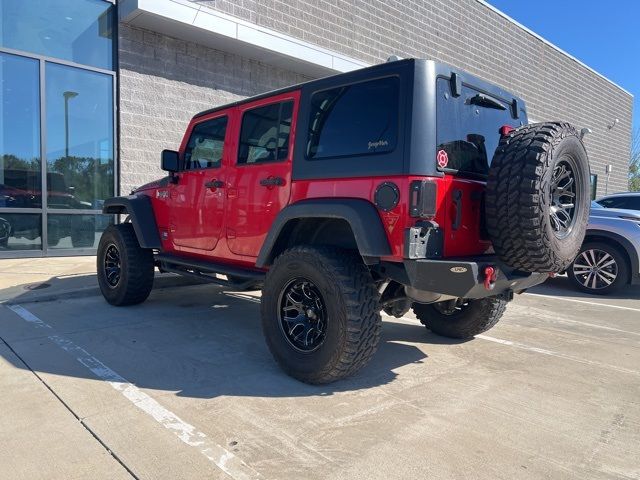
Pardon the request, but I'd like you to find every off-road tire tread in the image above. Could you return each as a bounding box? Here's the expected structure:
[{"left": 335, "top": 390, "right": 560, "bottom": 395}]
[
  {"left": 485, "top": 122, "right": 586, "bottom": 272},
  {"left": 98, "top": 224, "right": 154, "bottom": 306},
  {"left": 413, "top": 297, "right": 507, "bottom": 339},
  {"left": 261, "top": 246, "right": 381, "bottom": 384}
]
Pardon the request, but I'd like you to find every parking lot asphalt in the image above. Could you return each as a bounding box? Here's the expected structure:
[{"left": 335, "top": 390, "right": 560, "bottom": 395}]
[{"left": 0, "top": 268, "right": 639, "bottom": 480}]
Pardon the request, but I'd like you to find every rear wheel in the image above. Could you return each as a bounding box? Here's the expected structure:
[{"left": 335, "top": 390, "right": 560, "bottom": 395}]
[
  {"left": 261, "top": 246, "right": 381, "bottom": 384},
  {"left": 567, "top": 242, "right": 629, "bottom": 295},
  {"left": 97, "top": 224, "right": 154, "bottom": 306},
  {"left": 413, "top": 297, "right": 507, "bottom": 339}
]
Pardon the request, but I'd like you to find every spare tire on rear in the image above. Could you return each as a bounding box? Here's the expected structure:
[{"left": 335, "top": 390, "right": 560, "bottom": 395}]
[{"left": 485, "top": 122, "right": 590, "bottom": 273}]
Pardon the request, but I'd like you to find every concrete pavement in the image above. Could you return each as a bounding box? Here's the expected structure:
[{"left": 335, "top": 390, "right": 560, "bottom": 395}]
[{"left": 0, "top": 257, "right": 639, "bottom": 479}]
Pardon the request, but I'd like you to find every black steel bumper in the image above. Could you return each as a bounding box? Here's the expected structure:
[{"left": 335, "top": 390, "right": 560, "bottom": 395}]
[{"left": 381, "top": 256, "right": 549, "bottom": 300}]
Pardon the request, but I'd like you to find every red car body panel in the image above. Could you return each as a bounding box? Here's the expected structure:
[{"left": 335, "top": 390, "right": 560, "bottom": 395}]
[{"left": 136, "top": 85, "right": 491, "bottom": 270}]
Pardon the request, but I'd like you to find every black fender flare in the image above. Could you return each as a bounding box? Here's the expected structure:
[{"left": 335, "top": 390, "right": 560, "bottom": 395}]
[
  {"left": 256, "top": 198, "right": 391, "bottom": 267},
  {"left": 584, "top": 229, "right": 640, "bottom": 283},
  {"left": 103, "top": 195, "right": 161, "bottom": 249}
]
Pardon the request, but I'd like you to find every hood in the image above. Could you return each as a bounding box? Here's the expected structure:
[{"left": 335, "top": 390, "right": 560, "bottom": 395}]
[{"left": 132, "top": 176, "right": 170, "bottom": 194}]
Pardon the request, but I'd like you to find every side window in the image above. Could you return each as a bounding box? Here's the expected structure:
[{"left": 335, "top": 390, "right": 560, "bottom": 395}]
[
  {"left": 627, "top": 197, "right": 640, "bottom": 211},
  {"left": 238, "top": 101, "right": 294, "bottom": 165},
  {"left": 183, "top": 116, "right": 228, "bottom": 170},
  {"left": 306, "top": 76, "right": 399, "bottom": 159},
  {"left": 599, "top": 198, "right": 625, "bottom": 209}
]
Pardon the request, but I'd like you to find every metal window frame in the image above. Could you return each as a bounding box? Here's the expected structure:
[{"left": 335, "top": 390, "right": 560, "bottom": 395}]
[{"left": 0, "top": 40, "right": 117, "bottom": 257}]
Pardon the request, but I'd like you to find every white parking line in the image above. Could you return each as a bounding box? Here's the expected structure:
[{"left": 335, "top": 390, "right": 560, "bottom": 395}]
[
  {"left": 524, "top": 293, "right": 640, "bottom": 313},
  {"left": 477, "top": 334, "right": 640, "bottom": 376},
  {"left": 6, "top": 304, "right": 262, "bottom": 480}
]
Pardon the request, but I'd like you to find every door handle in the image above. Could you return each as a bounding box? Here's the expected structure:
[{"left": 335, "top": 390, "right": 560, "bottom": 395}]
[
  {"left": 259, "top": 176, "right": 285, "bottom": 187},
  {"left": 204, "top": 180, "right": 224, "bottom": 189}
]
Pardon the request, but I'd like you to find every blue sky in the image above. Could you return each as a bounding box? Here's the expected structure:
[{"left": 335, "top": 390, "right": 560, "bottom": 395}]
[{"left": 486, "top": 0, "right": 639, "bottom": 132}]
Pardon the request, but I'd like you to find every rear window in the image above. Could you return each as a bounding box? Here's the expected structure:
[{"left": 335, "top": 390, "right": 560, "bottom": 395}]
[
  {"left": 436, "top": 78, "right": 522, "bottom": 177},
  {"left": 306, "top": 76, "right": 399, "bottom": 159}
]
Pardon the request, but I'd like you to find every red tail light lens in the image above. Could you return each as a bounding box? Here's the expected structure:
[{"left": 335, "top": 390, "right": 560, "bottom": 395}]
[{"left": 500, "top": 125, "right": 515, "bottom": 136}]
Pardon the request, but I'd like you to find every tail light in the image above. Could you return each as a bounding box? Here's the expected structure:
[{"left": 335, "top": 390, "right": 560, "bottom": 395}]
[
  {"left": 500, "top": 125, "right": 515, "bottom": 136},
  {"left": 409, "top": 180, "right": 437, "bottom": 218}
]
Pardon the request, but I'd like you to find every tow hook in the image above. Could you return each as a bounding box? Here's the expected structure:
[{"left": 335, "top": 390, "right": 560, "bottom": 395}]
[{"left": 483, "top": 266, "right": 497, "bottom": 291}]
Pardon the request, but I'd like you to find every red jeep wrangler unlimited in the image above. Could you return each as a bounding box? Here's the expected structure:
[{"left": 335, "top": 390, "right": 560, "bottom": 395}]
[{"left": 98, "top": 59, "right": 590, "bottom": 384}]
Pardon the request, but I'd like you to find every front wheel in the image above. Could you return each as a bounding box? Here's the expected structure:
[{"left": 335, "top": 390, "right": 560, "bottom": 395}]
[
  {"left": 567, "top": 242, "right": 629, "bottom": 295},
  {"left": 261, "top": 246, "right": 381, "bottom": 384},
  {"left": 97, "top": 224, "right": 154, "bottom": 306},
  {"left": 413, "top": 297, "right": 507, "bottom": 339}
]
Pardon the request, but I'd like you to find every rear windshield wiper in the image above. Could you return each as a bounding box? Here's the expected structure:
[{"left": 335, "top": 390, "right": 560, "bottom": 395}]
[{"left": 467, "top": 94, "right": 506, "bottom": 111}]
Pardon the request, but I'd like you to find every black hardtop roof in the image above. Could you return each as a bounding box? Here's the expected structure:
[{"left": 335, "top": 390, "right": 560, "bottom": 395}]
[
  {"left": 192, "top": 57, "right": 526, "bottom": 121},
  {"left": 192, "top": 58, "right": 417, "bottom": 120}
]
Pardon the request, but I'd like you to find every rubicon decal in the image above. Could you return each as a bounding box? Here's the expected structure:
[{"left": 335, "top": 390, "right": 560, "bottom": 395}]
[{"left": 437, "top": 149, "right": 449, "bottom": 168}]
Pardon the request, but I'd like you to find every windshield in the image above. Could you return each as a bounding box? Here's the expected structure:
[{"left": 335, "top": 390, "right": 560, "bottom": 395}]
[
  {"left": 436, "top": 78, "right": 525, "bottom": 177},
  {"left": 591, "top": 201, "right": 602, "bottom": 209}
]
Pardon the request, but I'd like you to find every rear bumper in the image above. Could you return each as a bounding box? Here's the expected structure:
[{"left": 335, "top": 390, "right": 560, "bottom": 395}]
[{"left": 382, "top": 256, "right": 549, "bottom": 300}]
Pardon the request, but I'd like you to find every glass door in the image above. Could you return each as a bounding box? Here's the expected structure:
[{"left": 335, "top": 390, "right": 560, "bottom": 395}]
[{"left": 44, "top": 63, "right": 114, "bottom": 250}]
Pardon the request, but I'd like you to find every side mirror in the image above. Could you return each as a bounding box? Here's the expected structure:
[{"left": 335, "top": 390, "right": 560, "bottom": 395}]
[{"left": 161, "top": 150, "right": 179, "bottom": 173}]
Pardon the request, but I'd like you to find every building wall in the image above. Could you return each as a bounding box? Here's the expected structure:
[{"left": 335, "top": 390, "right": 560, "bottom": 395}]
[
  {"left": 117, "top": 24, "right": 310, "bottom": 195},
  {"left": 188, "top": 0, "right": 633, "bottom": 194}
]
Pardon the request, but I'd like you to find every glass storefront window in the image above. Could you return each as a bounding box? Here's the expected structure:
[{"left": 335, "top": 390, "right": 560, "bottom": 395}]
[
  {"left": 47, "top": 213, "right": 113, "bottom": 249},
  {"left": 1, "top": 1, "right": 115, "bottom": 255},
  {"left": 46, "top": 63, "right": 114, "bottom": 209},
  {"left": 0, "top": 53, "right": 41, "bottom": 209},
  {"left": 0, "top": 213, "right": 41, "bottom": 250},
  {"left": 0, "top": 0, "right": 114, "bottom": 70}
]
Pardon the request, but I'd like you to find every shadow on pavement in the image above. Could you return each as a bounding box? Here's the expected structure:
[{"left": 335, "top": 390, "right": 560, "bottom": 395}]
[{"left": 0, "top": 276, "right": 468, "bottom": 399}]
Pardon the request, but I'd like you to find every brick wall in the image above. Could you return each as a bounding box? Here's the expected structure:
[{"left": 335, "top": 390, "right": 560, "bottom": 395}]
[
  {"left": 117, "top": 24, "right": 310, "bottom": 195},
  {"left": 189, "top": 0, "right": 633, "bottom": 194}
]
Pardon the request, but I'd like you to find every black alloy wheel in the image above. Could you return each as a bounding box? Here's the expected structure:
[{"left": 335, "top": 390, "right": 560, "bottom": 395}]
[
  {"left": 278, "top": 278, "right": 327, "bottom": 353},
  {"left": 104, "top": 244, "right": 122, "bottom": 287}
]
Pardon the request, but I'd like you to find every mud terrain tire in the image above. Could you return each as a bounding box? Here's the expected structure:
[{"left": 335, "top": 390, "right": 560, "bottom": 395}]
[
  {"left": 485, "top": 122, "right": 590, "bottom": 273},
  {"left": 413, "top": 297, "right": 507, "bottom": 339},
  {"left": 97, "top": 224, "right": 154, "bottom": 306},
  {"left": 261, "top": 246, "right": 381, "bottom": 384}
]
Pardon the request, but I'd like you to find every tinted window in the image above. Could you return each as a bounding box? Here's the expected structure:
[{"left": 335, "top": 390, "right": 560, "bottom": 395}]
[
  {"left": 238, "top": 101, "right": 293, "bottom": 164},
  {"left": 184, "top": 116, "right": 227, "bottom": 169},
  {"left": 629, "top": 198, "right": 640, "bottom": 210},
  {"left": 436, "top": 78, "right": 520, "bottom": 176},
  {"left": 598, "top": 196, "right": 640, "bottom": 211},
  {"left": 306, "top": 77, "right": 399, "bottom": 159}
]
